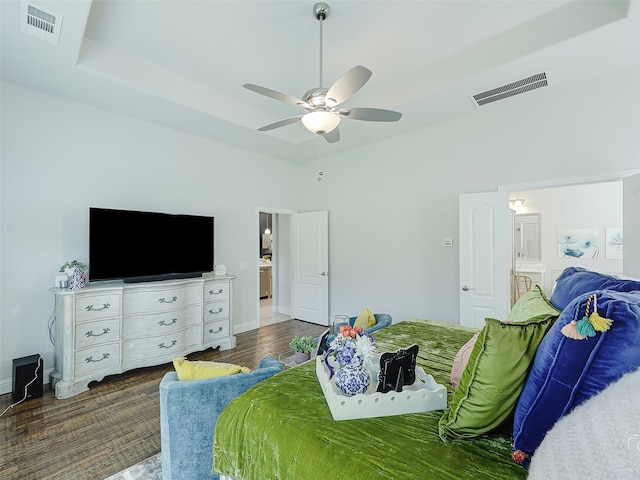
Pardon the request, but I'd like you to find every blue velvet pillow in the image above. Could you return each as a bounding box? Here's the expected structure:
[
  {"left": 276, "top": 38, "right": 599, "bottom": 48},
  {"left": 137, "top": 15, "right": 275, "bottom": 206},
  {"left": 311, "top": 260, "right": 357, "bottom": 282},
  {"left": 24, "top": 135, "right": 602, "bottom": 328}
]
[
  {"left": 512, "top": 290, "right": 640, "bottom": 468},
  {"left": 550, "top": 266, "right": 640, "bottom": 311}
]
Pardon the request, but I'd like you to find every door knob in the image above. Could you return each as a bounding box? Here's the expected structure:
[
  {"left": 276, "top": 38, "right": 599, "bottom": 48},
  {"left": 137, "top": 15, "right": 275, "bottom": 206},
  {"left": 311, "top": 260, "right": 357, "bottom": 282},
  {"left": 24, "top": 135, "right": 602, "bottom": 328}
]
[
  {"left": 319, "top": 272, "right": 327, "bottom": 276},
  {"left": 461, "top": 285, "right": 475, "bottom": 291}
]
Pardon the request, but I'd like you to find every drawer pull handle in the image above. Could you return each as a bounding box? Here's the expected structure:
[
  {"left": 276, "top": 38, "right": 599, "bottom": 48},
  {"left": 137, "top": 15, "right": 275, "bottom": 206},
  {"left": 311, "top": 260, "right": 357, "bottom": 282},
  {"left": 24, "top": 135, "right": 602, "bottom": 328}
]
[
  {"left": 85, "top": 353, "right": 110, "bottom": 363},
  {"left": 86, "top": 303, "right": 111, "bottom": 312},
  {"left": 85, "top": 328, "right": 111, "bottom": 338},
  {"left": 209, "top": 307, "right": 224, "bottom": 314},
  {"left": 159, "top": 318, "right": 178, "bottom": 327},
  {"left": 209, "top": 288, "right": 224, "bottom": 295},
  {"left": 158, "top": 296, "right": 178, "bottom": 304},
  {"left": 209, "top": 326, "right": 224, "bottom": 334},
  {"left": 159, "top": 340, "right": 177, "bottom": 349}
]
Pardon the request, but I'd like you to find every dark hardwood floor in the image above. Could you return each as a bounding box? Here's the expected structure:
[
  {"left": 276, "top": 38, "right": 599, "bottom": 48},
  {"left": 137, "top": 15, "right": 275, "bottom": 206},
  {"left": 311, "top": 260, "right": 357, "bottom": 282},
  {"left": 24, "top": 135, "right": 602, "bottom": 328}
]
[{"left": 0, "top": 319, "right": 326, "bottom": 480}]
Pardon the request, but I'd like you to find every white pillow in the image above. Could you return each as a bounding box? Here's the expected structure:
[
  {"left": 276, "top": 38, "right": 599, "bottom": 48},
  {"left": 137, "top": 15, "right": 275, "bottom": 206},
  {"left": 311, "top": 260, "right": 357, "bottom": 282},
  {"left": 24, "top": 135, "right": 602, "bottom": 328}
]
[{"left": 528, "top": 367, "right": 640, "bottom": 479}]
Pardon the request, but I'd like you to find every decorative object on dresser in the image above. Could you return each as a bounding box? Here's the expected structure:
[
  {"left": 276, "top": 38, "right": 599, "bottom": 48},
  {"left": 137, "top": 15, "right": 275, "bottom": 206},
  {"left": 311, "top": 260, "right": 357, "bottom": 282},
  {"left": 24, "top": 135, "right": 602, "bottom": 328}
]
[
  {"left": 51, "top": 275, "right": 236, "bottom": 399},
  {"left": 59, "top": 260, "right": 87, "bottom": 290}
]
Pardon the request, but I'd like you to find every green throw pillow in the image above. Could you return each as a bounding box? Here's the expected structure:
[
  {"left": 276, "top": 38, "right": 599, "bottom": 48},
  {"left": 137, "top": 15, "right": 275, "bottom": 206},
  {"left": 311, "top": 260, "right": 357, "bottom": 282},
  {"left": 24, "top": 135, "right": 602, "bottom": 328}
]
[
  {"left": 508, "top": 285, "right": 559, "bottom": 323},
  {"left": 438, "top": 315, "right": 557, "bottom": 440}
]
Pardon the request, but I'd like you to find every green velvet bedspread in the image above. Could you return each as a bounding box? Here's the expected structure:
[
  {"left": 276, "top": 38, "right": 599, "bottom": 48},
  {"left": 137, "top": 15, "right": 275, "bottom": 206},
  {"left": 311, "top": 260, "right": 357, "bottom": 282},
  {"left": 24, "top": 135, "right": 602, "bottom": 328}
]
[{"left": 213, "top": 319, "right": 527, "bottom": 480}]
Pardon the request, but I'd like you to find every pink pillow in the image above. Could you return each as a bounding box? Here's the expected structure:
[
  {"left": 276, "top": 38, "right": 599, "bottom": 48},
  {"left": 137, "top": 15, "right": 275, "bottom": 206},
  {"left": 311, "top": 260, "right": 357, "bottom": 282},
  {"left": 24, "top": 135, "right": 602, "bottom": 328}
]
[{"left": 451, "top": 333, "right": 480, "bottom": 389}]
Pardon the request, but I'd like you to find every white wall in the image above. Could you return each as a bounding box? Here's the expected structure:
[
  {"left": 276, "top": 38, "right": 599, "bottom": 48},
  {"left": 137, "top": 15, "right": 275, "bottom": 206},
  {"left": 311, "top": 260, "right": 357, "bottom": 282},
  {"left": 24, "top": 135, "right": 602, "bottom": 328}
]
[
  {"left": 296, "top": 68, "right": 640, "bottom": 323},
  {"left": 2, "top": 66, "right": 639, "bottom": 393},
  {"left": 0, "top": 82, "right": 302, "bottom": 391}
]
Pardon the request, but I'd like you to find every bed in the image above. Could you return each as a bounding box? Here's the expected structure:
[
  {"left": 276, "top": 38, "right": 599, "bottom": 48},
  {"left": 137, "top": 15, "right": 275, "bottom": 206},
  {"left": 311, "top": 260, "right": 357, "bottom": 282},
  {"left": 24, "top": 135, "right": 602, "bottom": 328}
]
[{"left": 212, "top": 319, "right": 527, "bottom": 480}]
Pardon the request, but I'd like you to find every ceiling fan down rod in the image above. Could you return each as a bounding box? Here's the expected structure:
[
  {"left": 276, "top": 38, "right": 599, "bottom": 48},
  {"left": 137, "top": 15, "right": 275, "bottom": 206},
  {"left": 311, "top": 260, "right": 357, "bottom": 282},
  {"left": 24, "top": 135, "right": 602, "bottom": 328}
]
[{"left": 314, "top": 2, "right": 330, "bottom": 89}]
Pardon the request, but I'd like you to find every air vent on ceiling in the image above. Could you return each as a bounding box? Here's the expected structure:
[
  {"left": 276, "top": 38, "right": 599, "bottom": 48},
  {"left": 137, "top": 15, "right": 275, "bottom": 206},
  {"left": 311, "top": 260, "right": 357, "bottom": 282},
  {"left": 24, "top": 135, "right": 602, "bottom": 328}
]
[
  {"left": 471, "top": 72, "right": 549, "bottom": 107},
  {"left": 20, "top": 2, "right": 63, "bottom": 46}
]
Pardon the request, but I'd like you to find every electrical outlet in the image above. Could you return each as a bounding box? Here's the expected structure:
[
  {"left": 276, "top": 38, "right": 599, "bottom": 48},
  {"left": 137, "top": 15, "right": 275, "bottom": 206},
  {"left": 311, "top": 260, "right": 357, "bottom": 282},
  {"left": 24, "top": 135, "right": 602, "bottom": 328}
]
[
  {"left": 444, "top": 237, "right": 453, "bottom": 247},
  {"left": 239, "top": 262, "right": 247, "bottom": 271}
]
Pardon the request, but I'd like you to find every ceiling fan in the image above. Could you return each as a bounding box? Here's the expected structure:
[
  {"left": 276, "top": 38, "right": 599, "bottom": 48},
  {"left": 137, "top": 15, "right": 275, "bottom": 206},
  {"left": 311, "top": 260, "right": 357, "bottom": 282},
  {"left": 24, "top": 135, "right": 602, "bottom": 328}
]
[{"left": 243, "top": 2, "right": 402, "bottom": 143}]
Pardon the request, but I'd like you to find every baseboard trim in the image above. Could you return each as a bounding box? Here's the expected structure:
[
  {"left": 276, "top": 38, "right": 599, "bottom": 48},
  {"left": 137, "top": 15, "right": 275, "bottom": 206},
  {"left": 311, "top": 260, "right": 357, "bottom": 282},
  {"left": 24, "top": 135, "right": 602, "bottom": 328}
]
[
  {"left": 234, "top": 319, "right": 255, "bottom": 334},
  {"left": 0, "top": 368, "right": 53, "bottom": 396}
]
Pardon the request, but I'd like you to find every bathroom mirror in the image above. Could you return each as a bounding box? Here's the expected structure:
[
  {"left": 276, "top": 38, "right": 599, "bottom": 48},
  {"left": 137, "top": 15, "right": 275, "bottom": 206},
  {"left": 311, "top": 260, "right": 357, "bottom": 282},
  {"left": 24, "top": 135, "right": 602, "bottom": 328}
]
[{"left": 514, "top": 213, "right": 541, "bottom": 261}]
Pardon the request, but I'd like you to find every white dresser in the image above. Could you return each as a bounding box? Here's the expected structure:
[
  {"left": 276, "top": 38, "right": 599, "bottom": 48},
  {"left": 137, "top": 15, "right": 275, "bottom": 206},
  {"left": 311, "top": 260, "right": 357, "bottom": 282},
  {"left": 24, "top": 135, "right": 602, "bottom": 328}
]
[{"left": 51, "top": 275, "right": 236, "bottom": 399}]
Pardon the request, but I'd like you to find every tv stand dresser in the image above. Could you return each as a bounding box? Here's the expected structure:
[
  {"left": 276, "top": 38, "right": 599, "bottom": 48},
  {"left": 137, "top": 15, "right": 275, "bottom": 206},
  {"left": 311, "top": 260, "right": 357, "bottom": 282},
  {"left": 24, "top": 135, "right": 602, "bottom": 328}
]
[{"left": 51, "top": 274, "right": 236, "bottom": 399}]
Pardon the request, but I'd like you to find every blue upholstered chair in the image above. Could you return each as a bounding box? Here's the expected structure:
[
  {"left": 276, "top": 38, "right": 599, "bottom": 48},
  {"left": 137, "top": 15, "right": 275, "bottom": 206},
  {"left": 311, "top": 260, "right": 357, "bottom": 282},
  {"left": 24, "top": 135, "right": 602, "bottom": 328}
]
[
  {"left": 159, "top": 356, "right": 283, "bottom": 480},
  {"left": 324, "top": 313, "right": 393, "bottom": 345}
]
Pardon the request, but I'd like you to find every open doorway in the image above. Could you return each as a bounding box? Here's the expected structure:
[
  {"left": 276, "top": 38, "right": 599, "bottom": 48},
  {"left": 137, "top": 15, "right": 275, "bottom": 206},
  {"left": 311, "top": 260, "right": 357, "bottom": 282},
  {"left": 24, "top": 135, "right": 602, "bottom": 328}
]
[
  {"left": 259, "top": 211, "right": 290, "bottom": 327},
  {"left": 507, "top": 181, "right": 624, "bottom": 300},
  {"left": 255, "top": 208, "right": 330, "bottom": 328}
]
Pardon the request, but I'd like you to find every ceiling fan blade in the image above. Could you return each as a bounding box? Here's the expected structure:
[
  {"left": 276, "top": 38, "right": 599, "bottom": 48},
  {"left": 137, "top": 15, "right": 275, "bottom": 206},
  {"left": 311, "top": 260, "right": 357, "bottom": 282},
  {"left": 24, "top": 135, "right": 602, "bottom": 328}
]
[
  {"left": 321, "top": 128, "right": 340, "bottom": 143},
  {"left": 257, "top": 116, "right": 302, "bottom": 132},
  {"left": 325, "top": 66, "right": 372, "bottom": 107},
  {"left": 338, "top": 107, "right": 402, "bottom": 122},
  {"left": 243, "top": 84, "right": 309, "bottom": 108}
]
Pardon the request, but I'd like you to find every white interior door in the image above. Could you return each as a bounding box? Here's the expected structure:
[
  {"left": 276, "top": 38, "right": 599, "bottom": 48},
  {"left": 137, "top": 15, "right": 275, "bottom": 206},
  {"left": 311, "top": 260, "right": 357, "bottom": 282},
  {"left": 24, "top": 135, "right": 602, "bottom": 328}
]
[
  {"left": 292, "top": 211, "right": 329, "bottom": 325},
  {"left": 623, "top": 173, "right": 640, "bottom": 278},
  {"left": 459, "top": 191, "right": 510, "bottom": 328}
]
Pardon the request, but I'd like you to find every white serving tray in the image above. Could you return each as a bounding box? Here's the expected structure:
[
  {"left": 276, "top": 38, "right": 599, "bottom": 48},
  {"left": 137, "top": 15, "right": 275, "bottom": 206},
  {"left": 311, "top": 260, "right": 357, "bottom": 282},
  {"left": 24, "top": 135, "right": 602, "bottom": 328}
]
[{"left": 315, "top": 356, "right": 447, "bottom": 421}]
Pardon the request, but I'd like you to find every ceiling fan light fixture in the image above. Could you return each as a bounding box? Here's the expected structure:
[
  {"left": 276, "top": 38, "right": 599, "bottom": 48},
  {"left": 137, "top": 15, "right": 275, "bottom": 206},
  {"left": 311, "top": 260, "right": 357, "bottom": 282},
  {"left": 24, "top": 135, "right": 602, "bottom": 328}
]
[
  {"left": 301, "top": 111, "right": 340, "bottom": 134},
  {"left": 243, "top": 2, "right": 401, "bottom": 142}
]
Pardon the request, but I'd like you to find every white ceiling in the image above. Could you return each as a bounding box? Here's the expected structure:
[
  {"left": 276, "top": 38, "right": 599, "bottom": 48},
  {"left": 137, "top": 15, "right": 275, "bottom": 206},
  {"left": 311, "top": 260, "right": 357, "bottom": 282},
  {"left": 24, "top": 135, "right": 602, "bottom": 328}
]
[{"left": 2, "top": 0, "right": 639, "bottom": 164}]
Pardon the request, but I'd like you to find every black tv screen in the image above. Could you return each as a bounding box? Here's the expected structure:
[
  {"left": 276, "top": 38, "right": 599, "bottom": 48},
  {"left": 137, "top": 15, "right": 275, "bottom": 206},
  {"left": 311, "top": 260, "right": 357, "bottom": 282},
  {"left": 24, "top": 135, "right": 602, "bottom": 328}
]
[{"left": 89, "top": 207, "right": 214, "bottom": 283}]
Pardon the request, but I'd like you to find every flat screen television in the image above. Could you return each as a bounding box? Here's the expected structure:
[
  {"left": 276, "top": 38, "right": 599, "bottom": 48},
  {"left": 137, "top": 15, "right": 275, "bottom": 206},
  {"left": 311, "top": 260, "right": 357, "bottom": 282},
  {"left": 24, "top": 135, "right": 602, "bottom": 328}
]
[{"left": 89, "top": 207, "right": 214, "bottom": 283}]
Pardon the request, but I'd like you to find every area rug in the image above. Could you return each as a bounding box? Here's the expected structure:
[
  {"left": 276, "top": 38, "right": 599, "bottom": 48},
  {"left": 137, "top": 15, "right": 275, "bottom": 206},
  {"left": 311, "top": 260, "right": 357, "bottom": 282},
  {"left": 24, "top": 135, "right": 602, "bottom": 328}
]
[{"left": 104, "top": 452, "right": 162, "bottom": 480}]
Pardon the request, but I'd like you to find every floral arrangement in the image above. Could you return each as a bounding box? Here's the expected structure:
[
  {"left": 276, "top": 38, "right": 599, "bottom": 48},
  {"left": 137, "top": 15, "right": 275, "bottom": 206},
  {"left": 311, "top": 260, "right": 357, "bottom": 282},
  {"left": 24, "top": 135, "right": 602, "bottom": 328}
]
[{"left": 327, "top": 325, "right": 377, "bottom": 370}]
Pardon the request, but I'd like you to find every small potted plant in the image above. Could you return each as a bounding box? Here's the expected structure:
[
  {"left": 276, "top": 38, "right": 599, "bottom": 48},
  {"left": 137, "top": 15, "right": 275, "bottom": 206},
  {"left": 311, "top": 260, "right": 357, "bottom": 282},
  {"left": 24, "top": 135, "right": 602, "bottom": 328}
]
[{"left": 289, "top": 335, "right": 316, "bottom": 364}]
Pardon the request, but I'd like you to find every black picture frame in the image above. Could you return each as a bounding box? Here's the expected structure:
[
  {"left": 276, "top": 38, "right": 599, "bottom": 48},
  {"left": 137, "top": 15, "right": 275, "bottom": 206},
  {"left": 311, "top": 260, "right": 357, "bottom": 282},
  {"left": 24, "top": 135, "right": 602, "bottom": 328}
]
[
  {"left": 376, "top": 344, "right": 419, "bottom": 393},
  {"left": 315, "top": 328, "right": 331, "bottom": 356}
]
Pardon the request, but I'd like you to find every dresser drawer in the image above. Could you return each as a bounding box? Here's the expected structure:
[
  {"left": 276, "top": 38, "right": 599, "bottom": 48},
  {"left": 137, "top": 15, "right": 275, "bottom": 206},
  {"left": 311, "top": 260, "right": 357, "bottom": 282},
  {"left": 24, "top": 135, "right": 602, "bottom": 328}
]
[
  {"left": 74, "top": 294, "right": 121, "bottom": 323},
  {"left": 204, "top": 301, "right": 230, "bottom": 322},
  {"left": 123, "top": 284, "right": 202, "bottom": 315},
  {"left": 204, "top": 319, "right": 230, "bottom": 341},
  {"left": 75, "top": 319, "right": 120, "bottom": 350},
  {"left": 122, "top": 325, "right": 202, "bottom": 364},
  {"left": 204, "top": 281, "right": 230, "bottom": 301},
  {"left": 74, "top": 343, "right": 121, "bottom": 376},
  {"left": 122, "top": 305, "right": 203, "bottom": 339}
]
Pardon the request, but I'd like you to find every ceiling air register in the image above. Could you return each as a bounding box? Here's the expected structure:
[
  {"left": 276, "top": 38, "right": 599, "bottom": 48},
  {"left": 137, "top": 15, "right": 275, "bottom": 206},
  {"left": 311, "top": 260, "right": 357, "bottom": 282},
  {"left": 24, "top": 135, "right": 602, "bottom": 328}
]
[{"left": 472, "top": 73, "right": 549, "bottom": 107}]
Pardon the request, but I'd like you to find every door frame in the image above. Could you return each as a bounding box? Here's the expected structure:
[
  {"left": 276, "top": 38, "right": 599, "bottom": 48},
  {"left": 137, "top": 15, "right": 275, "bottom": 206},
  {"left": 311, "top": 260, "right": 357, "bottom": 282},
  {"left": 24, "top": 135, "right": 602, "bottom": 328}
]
[{"left": 499, "top": 168, "right": 640, "bottom": 193}]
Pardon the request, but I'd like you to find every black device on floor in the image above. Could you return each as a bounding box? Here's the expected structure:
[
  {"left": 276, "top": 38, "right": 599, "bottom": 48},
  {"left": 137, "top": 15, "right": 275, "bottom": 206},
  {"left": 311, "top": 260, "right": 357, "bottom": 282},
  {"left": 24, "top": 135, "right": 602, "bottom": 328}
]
[{"left": 12, "top": 354, "right": 43, "bottom": 403}]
